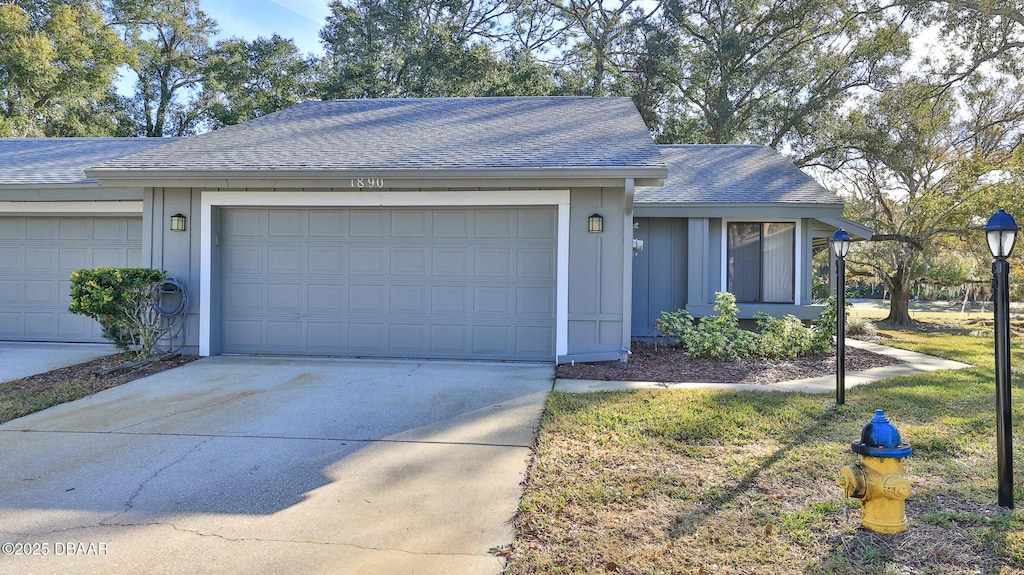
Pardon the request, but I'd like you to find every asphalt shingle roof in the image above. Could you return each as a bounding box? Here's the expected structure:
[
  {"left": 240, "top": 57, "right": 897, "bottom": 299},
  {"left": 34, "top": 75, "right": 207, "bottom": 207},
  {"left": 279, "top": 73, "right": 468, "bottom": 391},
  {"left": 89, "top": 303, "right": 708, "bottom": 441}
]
[
  {"left": 635, "top": 144, "right": 842, "bottom": 205},
  {"left": 0, "top": 138, "right": 176, "bottom": 186},
  {"left": 93, "top": 97, "right": 663, "bottom": 173}
]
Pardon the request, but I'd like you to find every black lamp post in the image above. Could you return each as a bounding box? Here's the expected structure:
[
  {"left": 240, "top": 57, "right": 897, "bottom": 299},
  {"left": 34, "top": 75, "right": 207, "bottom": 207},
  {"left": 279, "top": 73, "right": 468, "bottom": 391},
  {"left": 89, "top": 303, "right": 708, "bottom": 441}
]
[
  {"left": 832, "top": 228, "right": 852, "bottom": 406},
  {"left": 985, "top": 209, "right": 1018, "bottom": 509}
]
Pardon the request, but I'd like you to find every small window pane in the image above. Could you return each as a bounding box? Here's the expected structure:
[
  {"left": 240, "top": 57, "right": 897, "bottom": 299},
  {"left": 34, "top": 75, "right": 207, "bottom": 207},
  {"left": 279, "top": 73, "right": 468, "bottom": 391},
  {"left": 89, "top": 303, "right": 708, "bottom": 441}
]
[
  {"left": 762, "top": 222, "right": 794, "bottom": 303},
  {"left": 727, "top": 223, "right": 761, "bottom": 303}
]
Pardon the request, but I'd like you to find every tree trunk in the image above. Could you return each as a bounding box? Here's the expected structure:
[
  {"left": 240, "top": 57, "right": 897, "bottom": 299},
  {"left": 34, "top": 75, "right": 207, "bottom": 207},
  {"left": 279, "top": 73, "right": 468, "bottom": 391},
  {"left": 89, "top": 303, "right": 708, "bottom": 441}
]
[{"left": 885, "top": 279, "right": 914, "bottom": 325}]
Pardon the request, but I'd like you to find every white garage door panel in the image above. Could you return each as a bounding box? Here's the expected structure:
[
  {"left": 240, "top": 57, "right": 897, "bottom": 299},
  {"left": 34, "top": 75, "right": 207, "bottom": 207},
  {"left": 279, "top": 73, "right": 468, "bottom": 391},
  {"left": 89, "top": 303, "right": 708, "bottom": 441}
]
[
  {"left": 0, "top": 216, "right": 142, "bottom": 342},
  {"left": 219, "top": 208, "right": 557, "bottom": 360}
]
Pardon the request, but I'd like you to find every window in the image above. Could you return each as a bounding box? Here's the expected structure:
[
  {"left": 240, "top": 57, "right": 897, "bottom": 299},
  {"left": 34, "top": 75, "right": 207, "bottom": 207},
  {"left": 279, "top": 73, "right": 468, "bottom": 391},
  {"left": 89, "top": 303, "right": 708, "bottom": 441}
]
[{"left": 727, "top": 222, "right": 795, "bottom": 303}]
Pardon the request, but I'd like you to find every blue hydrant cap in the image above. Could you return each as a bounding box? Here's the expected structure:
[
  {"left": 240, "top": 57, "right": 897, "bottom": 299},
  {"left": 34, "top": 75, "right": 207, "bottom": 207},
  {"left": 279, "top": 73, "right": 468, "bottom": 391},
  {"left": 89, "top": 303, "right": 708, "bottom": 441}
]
[{"left": 851, "top": 410, "right": 913, "bottom": 458}]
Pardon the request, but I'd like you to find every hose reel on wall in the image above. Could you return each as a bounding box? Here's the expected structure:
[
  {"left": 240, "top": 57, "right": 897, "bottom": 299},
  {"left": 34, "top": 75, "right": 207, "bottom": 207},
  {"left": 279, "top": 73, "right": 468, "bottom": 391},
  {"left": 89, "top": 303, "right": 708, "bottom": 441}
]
[{"left": 155, "top": 277, "right": 188, "bottom": 353}]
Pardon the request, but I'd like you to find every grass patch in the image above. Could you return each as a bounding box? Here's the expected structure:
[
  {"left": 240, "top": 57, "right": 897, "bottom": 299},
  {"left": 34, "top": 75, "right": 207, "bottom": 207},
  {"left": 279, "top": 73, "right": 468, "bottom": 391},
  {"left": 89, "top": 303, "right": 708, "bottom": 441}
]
[
  {"left": 508, "top": 326, "right": 1024, "bottom": 574},
  {"left": 0, "top": 354, "right": 197, "bottom": 425}
]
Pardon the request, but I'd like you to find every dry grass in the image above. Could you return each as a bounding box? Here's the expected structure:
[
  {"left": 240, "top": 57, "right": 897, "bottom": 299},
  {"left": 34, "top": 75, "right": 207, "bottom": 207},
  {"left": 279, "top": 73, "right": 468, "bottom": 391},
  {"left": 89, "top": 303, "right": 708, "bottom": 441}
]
[
  {"left": 508, "top": 327, "right": 1024, "bottom": 574},
  {"left": 0, "top": 353, "right": 198, "bottom": 424}
]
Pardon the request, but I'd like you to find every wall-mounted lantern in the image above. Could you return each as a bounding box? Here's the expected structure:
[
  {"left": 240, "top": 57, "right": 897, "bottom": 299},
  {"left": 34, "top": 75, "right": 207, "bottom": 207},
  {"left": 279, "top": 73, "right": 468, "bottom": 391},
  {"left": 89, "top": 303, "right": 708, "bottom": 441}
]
[
  {"left": 170, "top": 213, "right": 187, "bottom": 232},
  {"left": 588, "top": 213, "right": 603, "bottom": 233}
]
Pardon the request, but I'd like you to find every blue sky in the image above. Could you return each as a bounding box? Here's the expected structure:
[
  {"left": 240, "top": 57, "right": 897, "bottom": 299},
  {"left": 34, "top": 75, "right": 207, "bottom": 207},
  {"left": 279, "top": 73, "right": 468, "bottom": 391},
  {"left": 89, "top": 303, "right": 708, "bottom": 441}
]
[{"left": 201, "top": 0, "right": 331, "bottom": 56}]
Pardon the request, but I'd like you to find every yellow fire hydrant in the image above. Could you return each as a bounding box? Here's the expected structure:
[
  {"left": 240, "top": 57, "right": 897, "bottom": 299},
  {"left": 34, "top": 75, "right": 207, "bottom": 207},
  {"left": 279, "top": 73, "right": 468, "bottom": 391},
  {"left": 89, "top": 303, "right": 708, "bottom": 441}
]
[{"left": 837, "top": 410, "right": 913, "bottom": 534}]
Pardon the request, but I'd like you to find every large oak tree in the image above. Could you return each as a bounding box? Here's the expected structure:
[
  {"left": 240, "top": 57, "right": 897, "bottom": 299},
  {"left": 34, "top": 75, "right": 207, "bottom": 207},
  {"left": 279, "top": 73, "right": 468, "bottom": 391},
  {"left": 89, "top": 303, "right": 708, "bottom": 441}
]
[{"left": 0, "top": 0, "right": 126, "bottom": 136}]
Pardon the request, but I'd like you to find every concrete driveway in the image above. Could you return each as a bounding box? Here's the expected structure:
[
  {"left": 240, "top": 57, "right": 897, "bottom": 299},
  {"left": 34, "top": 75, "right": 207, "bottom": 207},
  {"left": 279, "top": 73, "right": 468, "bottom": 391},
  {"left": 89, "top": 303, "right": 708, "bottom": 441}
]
[
  {"left": 0, "top": 341, "right": 117, "bottom": 383},
  {"left": 0, "top": 356, "right": 553, "bottom": 575}
]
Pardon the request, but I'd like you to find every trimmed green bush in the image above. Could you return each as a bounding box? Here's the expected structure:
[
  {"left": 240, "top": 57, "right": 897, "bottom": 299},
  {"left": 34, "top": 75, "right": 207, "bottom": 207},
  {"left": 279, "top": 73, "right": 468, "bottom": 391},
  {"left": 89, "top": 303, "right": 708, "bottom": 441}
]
[
  {"left": 68, "top": 268, "right": 167, "bottom": 358},
  {"left": 655, "top": 292, "right": 754, "bottom": 361},
  {"left": 655, "top": 292, "right": 838, "bottom": 361},
  {"left": 753, "top": 312, "right": 830, "bottom": 358}
]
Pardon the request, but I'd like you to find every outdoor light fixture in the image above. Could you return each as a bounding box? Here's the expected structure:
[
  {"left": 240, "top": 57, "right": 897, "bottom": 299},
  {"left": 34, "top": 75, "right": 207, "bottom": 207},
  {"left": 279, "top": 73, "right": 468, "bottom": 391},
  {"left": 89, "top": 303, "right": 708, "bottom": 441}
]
[
  {"left": 588, "top": 213, "right": 604, "bottom": 233},
  {"left": 986, "top": 209, "right": 1018, "bottom": 508},
  {"left": 618, "top": 348, "right": 630, "bottom": 374},
  {"left": 831, "top": 228, "right": 851, "bottom": 406},
  {"left": 831, "top": 227, "right": 851, "bottom": 259},
  {"left": 170, "top": 213, "right": 187, "bottom": 232},
  {"left": 986, "top": 208, "right": 1019, "bottom": 260}
]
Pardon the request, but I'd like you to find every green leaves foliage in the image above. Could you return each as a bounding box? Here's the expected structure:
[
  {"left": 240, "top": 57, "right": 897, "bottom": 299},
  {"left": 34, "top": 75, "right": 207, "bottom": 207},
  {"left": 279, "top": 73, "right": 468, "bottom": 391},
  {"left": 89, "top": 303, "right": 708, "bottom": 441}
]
[
  {"left": 655, "top": 292, "right": 835, "bottom": 361},
  {"left": 68, "top": 268, "right": 167, "bottom": 358},
  {"left": 201, "top": 34, "right": 314, "bottom": 128},
  {"left": 0, "top": 0, "right": 127, "bottom": 136}
]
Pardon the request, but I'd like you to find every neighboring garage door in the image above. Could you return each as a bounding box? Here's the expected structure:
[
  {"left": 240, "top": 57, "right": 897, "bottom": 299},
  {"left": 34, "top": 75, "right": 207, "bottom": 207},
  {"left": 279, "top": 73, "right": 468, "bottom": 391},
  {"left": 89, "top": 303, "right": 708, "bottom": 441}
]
[
  {"left": 0, "top": 216, "right": 141, "bottom": 342},
  {"left": 219, "top": 207, "right": 557, "bottom": 360}
]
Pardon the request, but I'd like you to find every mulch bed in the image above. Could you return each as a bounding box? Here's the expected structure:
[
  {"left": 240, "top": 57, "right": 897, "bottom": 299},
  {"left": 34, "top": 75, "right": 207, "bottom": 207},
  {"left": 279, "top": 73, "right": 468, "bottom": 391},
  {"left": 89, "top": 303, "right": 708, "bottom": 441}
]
[
  {"left": 1, "top": 353, "right": 199, "bottom": 394},
  {"left": 555, "top": 341, "right": 905, "bottom": 384}
]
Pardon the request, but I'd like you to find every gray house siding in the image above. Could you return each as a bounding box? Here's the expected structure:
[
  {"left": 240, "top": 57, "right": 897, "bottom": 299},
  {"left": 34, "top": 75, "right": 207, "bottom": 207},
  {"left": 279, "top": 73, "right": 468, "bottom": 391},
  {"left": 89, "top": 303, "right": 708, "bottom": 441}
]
[
  {"left": 634, "top": 215, "right": 825, "bottom": 330},
  {"left": 141, "top": 187, "right": 202, "bottom": 351},
  {"left": 631, "top": 217, "right": 687, "bottom": 337},
  {"left": 566, "top": 186, "right": 628, "bottom": 359}
]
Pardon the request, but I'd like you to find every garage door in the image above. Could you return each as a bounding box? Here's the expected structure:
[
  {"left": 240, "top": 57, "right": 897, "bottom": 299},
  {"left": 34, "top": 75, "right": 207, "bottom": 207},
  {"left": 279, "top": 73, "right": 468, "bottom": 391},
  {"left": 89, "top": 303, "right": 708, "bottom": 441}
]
[
  {"left": 0, "top": 216, "right": 142, "bottom": 342},
  {"left": 219, "top": 207, "right": 557, "bottom": 360}
]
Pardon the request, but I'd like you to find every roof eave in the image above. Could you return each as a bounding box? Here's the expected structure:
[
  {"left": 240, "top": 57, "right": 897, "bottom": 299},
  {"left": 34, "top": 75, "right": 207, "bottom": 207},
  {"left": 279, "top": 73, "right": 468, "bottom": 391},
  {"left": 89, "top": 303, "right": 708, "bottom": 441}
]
[
  {"left": 0, "top": 181, "right": 99, "bottom": 190},
  {"left": 633, "top": 201, "right": 845, "bottom": 219},
  {"left": 86, "top": 166, "right": 669, "bottom": 187}
]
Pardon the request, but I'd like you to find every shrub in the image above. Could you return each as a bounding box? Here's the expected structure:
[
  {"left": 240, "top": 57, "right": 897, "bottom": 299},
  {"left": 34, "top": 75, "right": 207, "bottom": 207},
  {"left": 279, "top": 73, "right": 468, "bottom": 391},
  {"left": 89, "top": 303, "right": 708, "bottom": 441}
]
[
  {"left": 654, "top": 308, "right": 696, "bottom": 342},
  {"left": 847, "top": 316, "right": 877, "bottom": 337},
  {"left": 68, "top": 268, "right": 167, "bottom": 359},
  {"left": 656, "top": 293, "right": 843, "bottom": 361},
  {"left": 811, "top": 296, "right": 839, "bottom": 352},
  {"left": 656, "top": 292, "right": 755, "bottom": 361},
  {"left": 753, "top": 313, "right": 818, "bottom": 358}
]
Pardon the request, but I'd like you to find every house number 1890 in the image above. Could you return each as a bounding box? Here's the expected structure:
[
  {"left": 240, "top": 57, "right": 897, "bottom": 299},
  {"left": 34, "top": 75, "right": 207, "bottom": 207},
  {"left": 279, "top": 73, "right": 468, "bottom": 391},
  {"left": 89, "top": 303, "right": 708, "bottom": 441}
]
[{"left": 350, "top": 178, "right": 385, "bottom": 188}]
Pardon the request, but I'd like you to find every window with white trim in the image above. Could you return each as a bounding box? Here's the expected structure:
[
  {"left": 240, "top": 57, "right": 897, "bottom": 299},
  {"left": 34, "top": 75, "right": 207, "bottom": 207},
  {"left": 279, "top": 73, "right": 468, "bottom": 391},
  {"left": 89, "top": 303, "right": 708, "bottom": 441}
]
[{"left": 726, "top": 222, "right": 795, "bottom": 303}]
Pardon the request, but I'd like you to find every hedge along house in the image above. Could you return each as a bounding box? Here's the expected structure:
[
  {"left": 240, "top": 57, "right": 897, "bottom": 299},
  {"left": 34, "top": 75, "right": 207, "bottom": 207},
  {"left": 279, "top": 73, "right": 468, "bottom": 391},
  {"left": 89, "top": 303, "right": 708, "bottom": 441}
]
[
  {"left": 0, "top": 138, "right": 176, "bottom": 343},
  {"left": 84, "top": 97, "right": 667, "bottom": 363},
  {"left": 630, "top": 144, "right": 873, "bottom": 338}
]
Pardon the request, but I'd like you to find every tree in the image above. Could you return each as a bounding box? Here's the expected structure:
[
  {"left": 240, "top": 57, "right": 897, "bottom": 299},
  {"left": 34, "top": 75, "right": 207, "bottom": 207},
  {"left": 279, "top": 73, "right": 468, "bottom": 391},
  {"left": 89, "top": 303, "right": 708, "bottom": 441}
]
[
  {"left": 0, "top": 0, "right": 126, "bottom": 136},
  {"left": 541, "top": 0, "right": 662, "bottom": 96},
  {"left": 109, "top": 0, "right": 217, "bottom": 137},
  {"left": 825, "top": 77, "right": 1024, "bottom": 324},
  {"left": 658, "top": 0, "right": 910, "bottom": 159},
  {"left": 201, "top": 35, "right": 315, "bottom": 129},
  {"left": 898, "top": 0, "right": 1024, "bottom": 83},
  {"left": 318, "top": 0, "right": 519, "bottom": 98}
]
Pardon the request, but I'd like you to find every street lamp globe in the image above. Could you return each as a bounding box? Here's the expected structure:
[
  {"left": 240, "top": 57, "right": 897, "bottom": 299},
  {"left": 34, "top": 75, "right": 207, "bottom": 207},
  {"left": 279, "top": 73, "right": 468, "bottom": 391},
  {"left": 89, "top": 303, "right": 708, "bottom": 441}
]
[
  {"left": 831, "top": 228, "right": 852, "bottom": 259},
  {"left": 985, "top": 209, "right": 1019, "bottom": 260}
]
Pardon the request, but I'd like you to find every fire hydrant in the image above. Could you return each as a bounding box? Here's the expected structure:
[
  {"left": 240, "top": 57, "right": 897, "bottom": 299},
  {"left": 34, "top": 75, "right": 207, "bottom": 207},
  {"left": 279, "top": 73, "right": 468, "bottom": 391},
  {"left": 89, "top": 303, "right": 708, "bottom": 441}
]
[{"left": 837, "top": 410, "right": 913, "bottom": 534}]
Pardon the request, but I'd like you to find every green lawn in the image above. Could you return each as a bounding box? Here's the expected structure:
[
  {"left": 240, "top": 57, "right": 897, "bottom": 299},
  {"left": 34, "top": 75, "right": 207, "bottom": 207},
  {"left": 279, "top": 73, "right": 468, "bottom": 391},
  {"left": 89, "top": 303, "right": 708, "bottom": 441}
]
[
  {"left": 849, "top": 298, "right": 1024, "bottom": 325},
  {"left": 508, "top": 327, "right": 1024, "bottom": 574}
]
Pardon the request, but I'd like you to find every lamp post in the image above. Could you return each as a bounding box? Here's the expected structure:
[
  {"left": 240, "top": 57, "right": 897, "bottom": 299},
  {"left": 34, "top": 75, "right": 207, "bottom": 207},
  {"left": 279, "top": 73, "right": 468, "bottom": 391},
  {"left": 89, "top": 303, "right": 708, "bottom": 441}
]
[
  {"left": 985, "top": 209, "right": 1018, "bottom": 509},
  {"left": 832, "top": 228, "right": 851, "bottom": 406}
]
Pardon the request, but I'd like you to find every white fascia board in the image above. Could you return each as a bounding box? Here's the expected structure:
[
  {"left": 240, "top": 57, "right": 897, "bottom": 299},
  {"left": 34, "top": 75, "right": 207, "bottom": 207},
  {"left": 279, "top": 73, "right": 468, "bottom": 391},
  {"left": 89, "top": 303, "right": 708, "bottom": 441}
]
[
  {"left": 0, "top": 201, "right": 143, "bottom": 213},
  {"left": 199, "top": 189, "right": 572, "bottom": 358},
  {"left": 818, "top": 217, "right": 874, "bottom": 240}
]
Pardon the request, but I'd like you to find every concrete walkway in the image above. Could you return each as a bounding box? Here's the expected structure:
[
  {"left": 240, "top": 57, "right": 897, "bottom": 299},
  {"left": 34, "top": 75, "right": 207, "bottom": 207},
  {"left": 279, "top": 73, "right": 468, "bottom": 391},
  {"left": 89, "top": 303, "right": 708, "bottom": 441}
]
[
  {"left": 0, "top": 341, "right": 117, "bottom": 383},
  {"left": 554, "top": 339, "right": 972, "bottom": 393}
]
